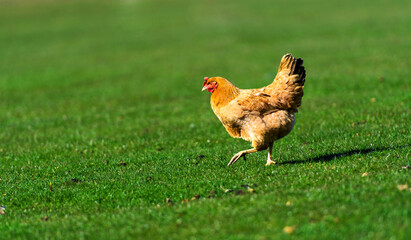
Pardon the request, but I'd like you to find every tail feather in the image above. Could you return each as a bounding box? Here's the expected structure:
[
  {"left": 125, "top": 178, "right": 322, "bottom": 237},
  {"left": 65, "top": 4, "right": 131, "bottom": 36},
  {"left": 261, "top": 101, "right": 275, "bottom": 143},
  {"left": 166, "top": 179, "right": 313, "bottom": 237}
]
[{"left": 268, "top": 53, "right": 306, "bottom": 110}]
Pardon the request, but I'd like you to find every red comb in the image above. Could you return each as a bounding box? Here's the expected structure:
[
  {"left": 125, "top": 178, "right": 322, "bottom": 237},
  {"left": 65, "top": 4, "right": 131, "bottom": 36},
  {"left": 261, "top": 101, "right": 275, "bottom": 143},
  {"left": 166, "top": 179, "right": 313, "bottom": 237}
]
[{"left": 203, "top": 77, "right": 209, "bottom": 87}]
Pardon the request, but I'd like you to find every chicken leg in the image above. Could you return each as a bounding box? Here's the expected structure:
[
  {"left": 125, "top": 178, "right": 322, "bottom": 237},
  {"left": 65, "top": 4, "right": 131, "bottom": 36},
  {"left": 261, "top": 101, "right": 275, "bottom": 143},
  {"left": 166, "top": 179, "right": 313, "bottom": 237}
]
[
  {"left": 227, "top": 148, "right": 258, "bottom": 166},
  {"left": 266, "top": 145, "right": 276, "bottom": 166}
]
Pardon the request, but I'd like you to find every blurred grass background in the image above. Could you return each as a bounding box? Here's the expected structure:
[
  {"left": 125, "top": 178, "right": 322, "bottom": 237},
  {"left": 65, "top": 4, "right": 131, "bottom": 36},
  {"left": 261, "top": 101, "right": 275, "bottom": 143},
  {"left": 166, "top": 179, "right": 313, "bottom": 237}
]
[{"left": 0, "top": 0, "right": 410, "bottom": 239}]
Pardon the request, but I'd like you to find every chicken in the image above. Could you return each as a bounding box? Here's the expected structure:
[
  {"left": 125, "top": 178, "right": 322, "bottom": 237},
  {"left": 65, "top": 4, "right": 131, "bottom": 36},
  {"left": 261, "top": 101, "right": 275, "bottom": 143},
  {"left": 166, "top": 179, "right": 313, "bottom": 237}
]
[{"left": 202, "top": 54, "right": 306, "bottom": 166}]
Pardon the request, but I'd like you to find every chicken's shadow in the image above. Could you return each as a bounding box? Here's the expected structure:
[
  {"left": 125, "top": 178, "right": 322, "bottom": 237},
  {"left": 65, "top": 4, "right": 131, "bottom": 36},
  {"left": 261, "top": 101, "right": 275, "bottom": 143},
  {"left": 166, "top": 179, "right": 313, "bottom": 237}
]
[{"left": 279, "top": 144, "right": 409, "bottom": 165}]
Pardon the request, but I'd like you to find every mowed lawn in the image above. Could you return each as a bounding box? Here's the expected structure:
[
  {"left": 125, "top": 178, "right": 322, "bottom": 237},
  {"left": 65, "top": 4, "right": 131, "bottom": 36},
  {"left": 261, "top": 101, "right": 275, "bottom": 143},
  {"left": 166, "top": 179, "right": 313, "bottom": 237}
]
[{"left": 0, "top": 0, "right": 410, "bottom": 239}]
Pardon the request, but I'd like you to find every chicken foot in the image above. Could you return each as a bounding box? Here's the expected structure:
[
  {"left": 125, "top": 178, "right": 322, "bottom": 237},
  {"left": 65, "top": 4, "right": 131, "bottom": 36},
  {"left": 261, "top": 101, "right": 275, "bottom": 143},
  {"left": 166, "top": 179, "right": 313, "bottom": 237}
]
[
  {"left": 266, "top": 145, "right": 276, "bottom": 166},
  {"left": 227, "top": 148, "right": 258, "bottom": 167}
]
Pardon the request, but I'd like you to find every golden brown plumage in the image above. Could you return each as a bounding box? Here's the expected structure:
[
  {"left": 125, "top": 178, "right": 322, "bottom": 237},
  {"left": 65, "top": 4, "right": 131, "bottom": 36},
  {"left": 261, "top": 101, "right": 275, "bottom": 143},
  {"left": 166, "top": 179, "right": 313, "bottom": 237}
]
[{"left": 202, "top": 54, "right": 306, "bottom": 166}]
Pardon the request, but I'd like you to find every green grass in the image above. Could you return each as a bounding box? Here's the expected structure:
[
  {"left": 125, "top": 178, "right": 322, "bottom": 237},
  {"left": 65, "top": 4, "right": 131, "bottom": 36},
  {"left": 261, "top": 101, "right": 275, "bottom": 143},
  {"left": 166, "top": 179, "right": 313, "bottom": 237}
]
[{"left": 0, "top": 0, "right": 410, "bottom": 239}]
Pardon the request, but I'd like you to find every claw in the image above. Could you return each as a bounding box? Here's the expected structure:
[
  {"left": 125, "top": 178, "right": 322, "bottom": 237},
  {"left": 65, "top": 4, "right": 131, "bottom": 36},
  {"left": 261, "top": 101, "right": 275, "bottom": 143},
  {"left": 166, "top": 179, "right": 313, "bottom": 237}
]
[
  {"left": 227, "top": 152, "right": 243, "bottom": 167},
  {"left": 265, "top": 160, "right": 277, "bottom": 166},
  {"left": 227, "top": 148, "right": 258, "bottom": 167}
]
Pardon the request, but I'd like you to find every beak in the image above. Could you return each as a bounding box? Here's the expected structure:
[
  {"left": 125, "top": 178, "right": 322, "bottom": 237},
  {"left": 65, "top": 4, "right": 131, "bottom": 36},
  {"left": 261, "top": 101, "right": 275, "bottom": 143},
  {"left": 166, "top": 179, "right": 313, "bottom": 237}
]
[{"left": 202, "top": 86, "right": 208, "bottom": 92}]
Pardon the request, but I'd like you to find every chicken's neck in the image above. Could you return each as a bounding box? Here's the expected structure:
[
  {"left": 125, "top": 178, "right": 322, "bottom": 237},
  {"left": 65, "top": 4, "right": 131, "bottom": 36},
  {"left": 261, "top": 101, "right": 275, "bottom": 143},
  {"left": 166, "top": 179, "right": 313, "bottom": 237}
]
[{"left": 210, "top": 80, "right": 240, "bottom": 108}]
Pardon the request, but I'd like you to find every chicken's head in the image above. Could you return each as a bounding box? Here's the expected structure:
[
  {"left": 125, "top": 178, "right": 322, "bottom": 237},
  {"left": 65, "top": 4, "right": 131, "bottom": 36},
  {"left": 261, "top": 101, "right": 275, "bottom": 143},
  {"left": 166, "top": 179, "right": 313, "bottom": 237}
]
[{"left": 202, "top": 77, "right": 218, "bottom": 93}]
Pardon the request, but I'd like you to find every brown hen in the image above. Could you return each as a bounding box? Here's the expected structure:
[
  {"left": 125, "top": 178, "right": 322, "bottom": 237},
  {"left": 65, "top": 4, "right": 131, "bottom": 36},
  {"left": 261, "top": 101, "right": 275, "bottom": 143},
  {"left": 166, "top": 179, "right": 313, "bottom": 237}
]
[{"left": 202, "top": 54, "right": 306, "bottom": 166}]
